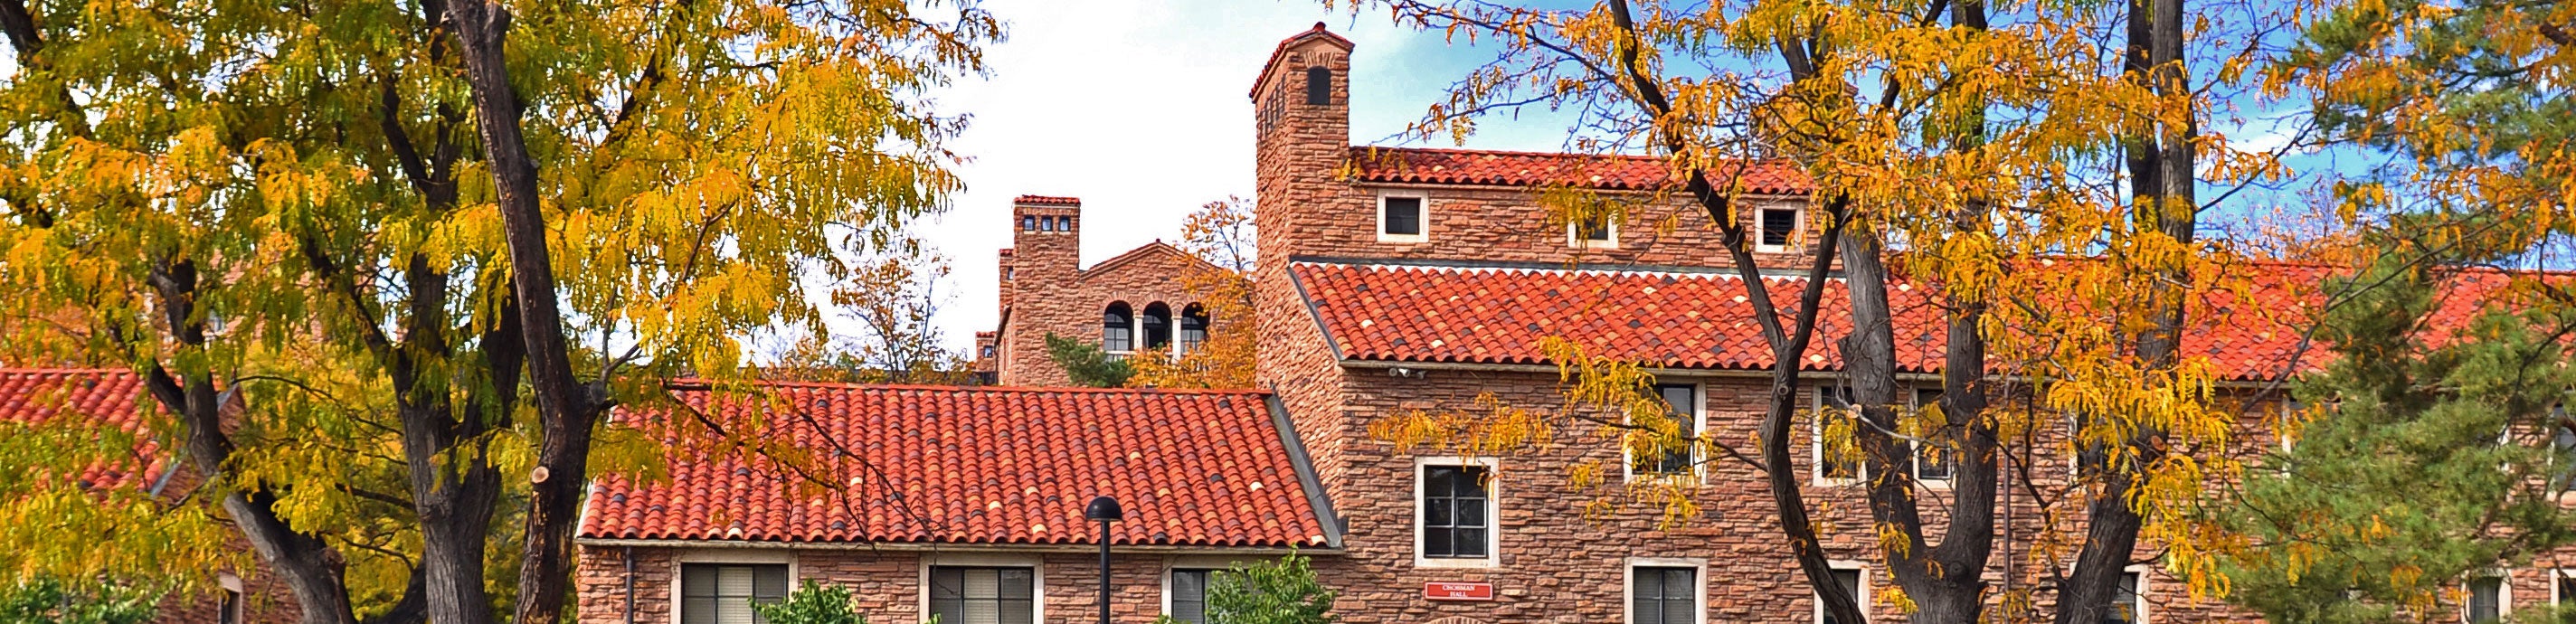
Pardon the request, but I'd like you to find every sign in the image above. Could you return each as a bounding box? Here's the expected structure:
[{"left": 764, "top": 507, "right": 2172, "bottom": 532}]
[{"left": 1424, "top": 581, "right": 1494, "bottom": 601}]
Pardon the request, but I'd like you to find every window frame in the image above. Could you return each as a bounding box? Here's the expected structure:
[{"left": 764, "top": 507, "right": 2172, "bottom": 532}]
[
  {"left": 1625, "top": 557, "right": 1706, "bottom": 624},
  {"left": 1103, "top": 302, "right": 1135, "bottom": 355},
  {"left": 2109, "top": 565, "right": 2149, "bottom": 624},
  {"left": 1626, "top": 383, "right": 1705, "bottom": 482},
  {"left": 670, "top": 550, "right": 797, "bottom": 624},
  {"left": 1812, "top": 384, "right": 1865, "bottom": 487},
  {"left": 1160, "top": 555, "right": 1254, "bottom": 623},
  {"left": 1177, "top": 304, "right": 1209, "bottom": 355},
  {"left": 1756, "top": 205, "right": 1803, "bottom": 253},
  {"left": 1909, "top": 388, "right": 1953, "bottom": 488},
  {"left": 1413, "top": 456, "right": 1500, "bottom": 569},
  {"left": 2465, "top": 571, "right": 2512, "bottom": 624},
  {"left": 218, "top": 573, "right": 244, "bottom": 624},
  {"left": 917, "top": 553, "right": 1044, "bottom": 624},
  {"left": 2552, "top": 569, "right": 2576, "bottom": 610},
  {"left": 1814, "top": 562, "right": 1869, "bottom": 624},
  {"left": 1567, "top": 213, "right": 1620, "bottom": 250},
  {"left": 1377, "top": 193, "right": 1430, "bottom": 243}
]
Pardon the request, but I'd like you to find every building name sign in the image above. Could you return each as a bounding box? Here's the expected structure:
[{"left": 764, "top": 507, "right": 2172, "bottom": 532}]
[{"left": 1424, "top": 581, "right": 1494, "bottom": 601}]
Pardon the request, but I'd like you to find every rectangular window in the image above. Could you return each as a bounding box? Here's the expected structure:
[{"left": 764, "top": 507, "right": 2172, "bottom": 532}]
[
  {"left": 219, "top": 588, "right": 242, "bottom": 624},
  {"left": 1380, "top": 196, "right": 1425, "bottom": 240},
  {"left": 1020, "top": 215, "right": 1036, "bottom": 232},
  {"left": 1815, "top": 385, "right": 1862, "bottom": 482},
  {"left": 1631, "top": 566, "right": 1697, "bottom": 624},
  {"left": 931, "top": 566, "right": 1036, "bottom": 624},
  {"left": 1635, "top": 384, "right": 1698, "bottom": 476},
  {"left": 1818, "top": 567, "right": 1865, "bottom": 624},
  {"left": 2467, "top": 574, "right": 2505, "bottom": 624},
  {"left": 1572, "top": 213, "right": 1616, "bottom": 248},
  {"left": 1421, "top": 465, "right": 1491, "bottom": 559},
  {"left": 1758, "top": 207, "right": 1800, "bottom": 251},
  {"left": 681, "top": 563, "right": 790, "bottom": 624},
  {"left": 1168, "top": 568, "right": 1218, "bottom": 624},
  {"left": 2107, "top": 572, "right": 2144, "bottom": 624},
  {"left": 2555, "top": 570, "right": 2575, "bottom": 608},
  {"left": 1912, "top": 389, "right": 1952, "bottom": 482}
]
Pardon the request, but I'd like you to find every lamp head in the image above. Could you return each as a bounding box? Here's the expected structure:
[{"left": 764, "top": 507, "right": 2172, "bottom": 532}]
[{"left": 1084, "top": 496, "right": 1124, "bottom": 522}]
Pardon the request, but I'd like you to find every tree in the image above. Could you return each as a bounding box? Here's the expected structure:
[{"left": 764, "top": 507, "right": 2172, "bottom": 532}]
[
  {"left": 2217, "top": 250, "right": 2576, "bottom": 624},
  {"left": 0, "top": 1, "right": 996, "bottom": 624},
  {"left": 1345, "top": 1, "right": 2297, "bottom": 622},
  {"left": 1201, "top": 552, "right": 1336, "bottom": 624},
  {"left": 751, "top": 581, "right": 867, "bottom": 624},
  {"left": 0, "top": 578, "right": 159, "bottom": 624},
  {"left": 1129, "top": 197, "right": 1258, "bottom": 389},
  {"left": 1045, "top": 334, "right": 1134, "bottom": 388},
  {"left": 771, "top": 238, "right": 976, "bottom": 385}
]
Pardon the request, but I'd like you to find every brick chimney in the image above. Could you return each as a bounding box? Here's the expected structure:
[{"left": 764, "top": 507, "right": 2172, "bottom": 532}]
[
  {"left": 1248, "top": 24, "right": 1360, "bottom": 505},
  {"left": 1009, "top": 195, "right": 1082, "bottom": 284}
]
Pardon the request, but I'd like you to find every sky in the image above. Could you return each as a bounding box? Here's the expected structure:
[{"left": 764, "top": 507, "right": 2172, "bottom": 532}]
[{"left": 892, "top": 0, "right": 1589, "bottom": 354}]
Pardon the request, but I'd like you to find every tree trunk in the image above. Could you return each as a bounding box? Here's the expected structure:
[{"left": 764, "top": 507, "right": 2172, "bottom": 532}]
[{"left": 441, "top": 5, "right": 605, "bottom": 623}]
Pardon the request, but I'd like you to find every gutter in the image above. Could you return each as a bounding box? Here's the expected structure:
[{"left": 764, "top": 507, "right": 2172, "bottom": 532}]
[
  {"left": 1266, "top": 393, "right": 1344, "bottom": 549},
  {"left": 1337, "top": 357, "right": 2292, "bottom": 391},
  {"left": 573, "top": 538, "right": 1342, "bottom": 556}
]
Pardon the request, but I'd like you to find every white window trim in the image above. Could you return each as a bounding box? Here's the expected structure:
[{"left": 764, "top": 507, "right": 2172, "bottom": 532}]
[
  {"left": 919, "top": 553, "right": 1046, "bottom": 624},
  {"left": 217, "top": 573, "right": 245, "bottom": 624},
  {"left": 1625, "top": 557, "right": 1708, "bottom": 624},
  {"left": 1814, "top": 561, "right": 1870, "bottom": 624},
  {"left": 2464, "top": 570, "right": 2513, "bottom": 624},
  {"left": 1160, "top": 555, "right": 1249, "bottom": 621},
  {"left": 2123, "top": 564, "right": 2152, "bottom": 624},
  {"left": 671, "top": 549, "right": 799, "bottom": 624},
  {"left": 1377, "top": 193, "right": 1430, "bottom": 243},
  {"left": 1414, "top": 456, "right": 1501, "bottom": 569},
  {"left": 1813, "top": 386, "right": 1864, "bottom": 487},
  {"left": 1625, "top": 383, "right": 1707, "bottom": 484},
  {"left": 1908, "top": 388, "right": 1952, "bottom": 490},
  {"left": 1567, "top": 216, "right": 1620, "bottom": 250},
  {"left": 2552, "top": 569, "right": 2576, "bottom": 608},
  {"left": 1755, "top": 204, "right": 1804, "bottom": 253}
]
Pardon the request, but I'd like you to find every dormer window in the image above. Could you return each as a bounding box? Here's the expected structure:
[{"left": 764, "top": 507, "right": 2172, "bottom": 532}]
[
  {"left": 1379, "top": 194, "right": 1426, "bottom": 242},
  {"left": 1757, "top": 206, "right": 1800, "bottom": 252}
]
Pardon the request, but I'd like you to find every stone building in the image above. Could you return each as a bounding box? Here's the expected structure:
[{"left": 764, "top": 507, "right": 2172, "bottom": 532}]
[
  {"left": 983, "top": 194, "right": 1236, "bottom": 386},
  {"left": 561, "top": 21, "right": 2560, "bottom": 624}
]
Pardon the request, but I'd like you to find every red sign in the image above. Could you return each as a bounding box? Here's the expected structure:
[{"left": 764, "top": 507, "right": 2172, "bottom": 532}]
[{"left": 1424, "top": 581, "right": 1495, "bottom": 601}]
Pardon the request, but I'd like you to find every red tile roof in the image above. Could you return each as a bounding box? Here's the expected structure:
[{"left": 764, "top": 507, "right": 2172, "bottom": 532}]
[
  {"left": 1014, "top": 195, "right": 1082, "bottom": 206},
  {"left": 0, "top": 369, "right": 174, "bottom": 490},
  {"left": 580, "top": 383, "right": 1330, "bottom": 548},
  {"left": 1348, "top": 147, "right": 1813, "bottom": 194},
  {"left": 1288, "top": 260, "right": 2510, "bottom": 382}
]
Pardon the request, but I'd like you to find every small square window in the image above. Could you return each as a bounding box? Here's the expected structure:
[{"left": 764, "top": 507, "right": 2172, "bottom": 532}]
[
  {"left": 1631, "top": 566, "right": 1698, "bottom": 624},
  {"left": 1020, "top": 215, "right": 1036, "bottom": 232},
  {"left": 1758, "top": 207, "right": 1800, "bottom": 251},
  {"left": 1380, "top": 196, "right": 1426, "bottom": 241},
  {"left": 1420, "top": 464, "right": 1491, "bottom": 561},
  {"left": 931, "top": 566, "right": 1036, "bottom": 624},
  {"left": 1571, "top": 213, "right": 1617, "bottom": 249},
  {"left": 681, "top": 563, "right": 790, "bottom": 624}
]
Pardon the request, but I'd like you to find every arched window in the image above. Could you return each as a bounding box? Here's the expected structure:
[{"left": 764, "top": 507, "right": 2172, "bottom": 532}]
[
  {"left": 1178, "top": 304, "right": 1209, "bottom": 354},
  {"left": 1103, "top": 302, "right": 1134, "bottom": 354},
  {"left": 1141, "top": 302, "right": 1173, "bottom": 352}
]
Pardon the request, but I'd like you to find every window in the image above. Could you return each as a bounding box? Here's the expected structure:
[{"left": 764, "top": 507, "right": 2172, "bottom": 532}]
[
  {"left": 1631, "top": 565, "right": 1698, "bottom": 624},
  {"left": 1814, "top": 384, "right": 1863, "bottom": 483},
  {"left": 1178, "top": 305, "right": 1209, "bottom": 354},
  {"left": 1103, "top": 303, "right": 1134, "bottom": 354},
  {"left": 680, "top": 563, "right": 790, "bottom": 624},
  {"left": 1167, "top": 568, "right": 1219, "bottom": 624},
  {"left": 1571, "top": 213, "right": 1617, "bottom": 249},
  {"left": 1757, "top": 207, "right": 1800, "bottom": 251},
  {"left": 931, "top": 566, "right": 1035, "bottom": 624},
  {"left": 2466, "top": 574, "right": 2507, "bottom": 624},
  {"left": 1020, "top": 215, "right": 1036, "bottom": 232},
  {"left": 2554, "top": 570, "right": 2575, "bottom": 609},
  {"left": 1379, "top": 195, "right": 1425, "bottom": 241},
  {"left": 1634, "top": 384, "right": 1699, "bottom": 477},
  {"left": 1816, "top": 566, "right": 1866, "bottom": 624},
  {"left": 1419, "top": 463, "right": 1492, "bottom": 562},
  {"left": 1141, "top": 302, "right": 1173, "bottom": 352},
  {"left": 980, "top": 345, "right": 996, "bottom": 358},
  {"left": 218, "top": 586, "right": 242, "bottom": 624},
  {"left": 1911, "top": 389, "right": 1952, "bottom": 483},
  {"left": 1305, "top": 66, "right": 1332, "bottom": 106},
  {"left": 2107, "top": 572, "right": 2144, "bottom": 624}
]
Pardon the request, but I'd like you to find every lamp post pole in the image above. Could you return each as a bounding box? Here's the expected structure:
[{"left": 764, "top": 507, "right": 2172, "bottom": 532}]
[{"left": 1084, "top": 496, "right": 1124, "bottom": 624}]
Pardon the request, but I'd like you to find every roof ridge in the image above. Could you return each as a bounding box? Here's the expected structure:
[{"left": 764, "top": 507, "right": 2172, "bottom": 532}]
[
  {"left": 0, "top": 368, "right": 137, "bottom": 375},
  {"left": 1352, "top": 145, "right": 1667, "bottom": 161},
  {"left": 667, "top": 379, "right": 1270, "bottom": 395}
]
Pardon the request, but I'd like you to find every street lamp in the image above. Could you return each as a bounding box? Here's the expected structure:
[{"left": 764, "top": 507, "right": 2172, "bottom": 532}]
[{"left": 1084, "top": 496, "right": 1123, "bottom": 624}]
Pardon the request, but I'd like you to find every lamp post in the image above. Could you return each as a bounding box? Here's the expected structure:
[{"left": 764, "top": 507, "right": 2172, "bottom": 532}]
[{"left": 1084, "top": 496, "right": 1123, "bottom": 624}]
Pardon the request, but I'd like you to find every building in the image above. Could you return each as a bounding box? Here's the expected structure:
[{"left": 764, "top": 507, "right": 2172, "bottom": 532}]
[
  {"left": 983, "top": 195, "right": 1238, "bottom": 387},
  {"left": 0, "top": 369, "right": 298, "bottom": 624},
  {"left": 567, "top": 21, "right": 2567, "bottom": 624}
]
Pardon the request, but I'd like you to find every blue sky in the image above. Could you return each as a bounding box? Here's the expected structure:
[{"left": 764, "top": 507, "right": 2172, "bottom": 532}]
[{"left": 895, "top": 0, "right": 1590, "bottom": 353}]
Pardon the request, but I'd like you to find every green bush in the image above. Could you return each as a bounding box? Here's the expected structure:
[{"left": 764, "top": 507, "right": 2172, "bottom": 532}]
[
  {"left": 1044, "top": 333, "right": 1132, "bottom": 388},
  {"left": 1202, "top": 552, "right": 1336, "bottom": 624},
  {"left": 0, "top": 577, "right": 158, "bottom": 624},
  {"left": 750, "top": 581, "right": 864, "bottom": 624}
]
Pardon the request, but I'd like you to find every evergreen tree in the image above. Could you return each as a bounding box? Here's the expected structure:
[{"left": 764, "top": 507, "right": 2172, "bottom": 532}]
[{"left": 2219, "top": 254, "right": 2576, "bottom": 624}]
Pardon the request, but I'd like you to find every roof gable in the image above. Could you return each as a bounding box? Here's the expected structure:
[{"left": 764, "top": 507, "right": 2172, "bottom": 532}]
[
  {"left": 1347, "top": 147, "right": 1812, "bottom": 194},
  {"left": 1082, "top": 241, "right": 1224, "bottom": 279}
]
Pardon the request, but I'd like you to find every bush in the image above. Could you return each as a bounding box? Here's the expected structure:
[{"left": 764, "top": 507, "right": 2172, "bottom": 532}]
[
  {"left": 1203, "top": 552, "right": 1336, "bottom": 624},
  {"left": 0, "top": 577, "right": 158, "bottom": 624},
  {"left": 1044, "top": 333, "right": 1132, "bottom": 388},
  {"left": 750, "top": 581, "right": 864, "bottom": 624}
]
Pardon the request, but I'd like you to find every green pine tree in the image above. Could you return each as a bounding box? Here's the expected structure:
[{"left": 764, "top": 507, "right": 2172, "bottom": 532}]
[{"left": 2218, "top": 256, "right": 2576, "bottom": 624}]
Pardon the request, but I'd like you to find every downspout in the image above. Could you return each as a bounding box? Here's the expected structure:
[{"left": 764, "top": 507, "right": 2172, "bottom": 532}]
[{"left": 624, "top": 546, "right": 637, "bottom": 624}]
